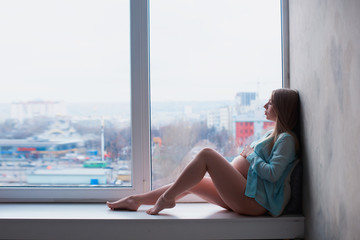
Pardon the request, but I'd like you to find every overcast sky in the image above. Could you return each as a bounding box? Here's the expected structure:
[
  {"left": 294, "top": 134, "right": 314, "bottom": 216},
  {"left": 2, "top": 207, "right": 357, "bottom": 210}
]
[{"left": 0, "top": 0, "right": 281, "bottom": 103}]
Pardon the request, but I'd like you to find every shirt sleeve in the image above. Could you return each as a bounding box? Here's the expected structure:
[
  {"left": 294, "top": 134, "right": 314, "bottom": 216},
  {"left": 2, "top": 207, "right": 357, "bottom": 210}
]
[{"left": 246, "top": 134, "right": 295, "bottom": 183}]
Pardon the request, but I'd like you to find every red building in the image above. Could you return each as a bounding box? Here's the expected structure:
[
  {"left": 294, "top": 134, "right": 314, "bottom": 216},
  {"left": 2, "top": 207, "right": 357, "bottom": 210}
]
[
  {"left": 263, "top": 121, "right": 275, "bottom": 131},
  {"left": 235, "top": 121, "right": 275, "bottom": 147},
  {"left": 235, "top": 122, "right": 254, "bottom": 146}
]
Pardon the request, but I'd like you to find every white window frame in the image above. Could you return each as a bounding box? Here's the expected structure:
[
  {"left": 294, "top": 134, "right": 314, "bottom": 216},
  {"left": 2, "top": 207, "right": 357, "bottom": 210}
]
[
  {"left": 0, "top": 0, "right": 150, "bottom": 202},
  {"left": 0, "top": 0, "right": 288, "bottom": 202}
]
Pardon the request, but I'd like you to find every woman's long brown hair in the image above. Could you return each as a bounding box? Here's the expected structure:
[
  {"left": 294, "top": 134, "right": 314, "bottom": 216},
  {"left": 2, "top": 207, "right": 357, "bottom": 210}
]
[{"left": 267, "top": 88, "right": 300, "bottom": 153}]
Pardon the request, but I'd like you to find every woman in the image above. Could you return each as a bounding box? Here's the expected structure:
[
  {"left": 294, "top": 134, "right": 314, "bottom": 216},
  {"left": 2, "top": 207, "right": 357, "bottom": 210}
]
[{"left": 107, "top": 88, "right": 300, "bottom": 216}]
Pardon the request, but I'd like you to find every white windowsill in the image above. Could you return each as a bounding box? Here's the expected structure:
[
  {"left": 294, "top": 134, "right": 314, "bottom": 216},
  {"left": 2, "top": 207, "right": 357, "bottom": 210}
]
[{"left": 0, "top": 203, "right": 304, "bottom": 240}]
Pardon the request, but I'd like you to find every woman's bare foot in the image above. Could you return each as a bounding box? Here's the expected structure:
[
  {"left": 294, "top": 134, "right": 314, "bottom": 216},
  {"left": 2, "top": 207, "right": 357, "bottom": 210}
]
[
  {"left": 106, "top": 196, "right": 140, "bottom": 211},
  {"left": 146, "top": 195, "right": 175, "bottom": 215}
]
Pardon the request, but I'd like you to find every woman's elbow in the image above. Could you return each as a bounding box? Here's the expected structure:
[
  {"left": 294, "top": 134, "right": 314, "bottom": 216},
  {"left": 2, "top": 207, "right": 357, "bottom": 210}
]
[
  {"left": 266, "top": 171, "right": 281, "bottom": 183},
  {"left": 267, "top": 176, "right": 279, "bottom": 183}
]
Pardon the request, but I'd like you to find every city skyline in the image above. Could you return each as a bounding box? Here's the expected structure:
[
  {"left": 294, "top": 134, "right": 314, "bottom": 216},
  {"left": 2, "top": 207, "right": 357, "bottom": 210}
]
[
  {"left": 0, "top": 90, "right": 270, "bottom": 122},
  {"left": 0, "top": 88, "right": 270, "bottom": 187}
]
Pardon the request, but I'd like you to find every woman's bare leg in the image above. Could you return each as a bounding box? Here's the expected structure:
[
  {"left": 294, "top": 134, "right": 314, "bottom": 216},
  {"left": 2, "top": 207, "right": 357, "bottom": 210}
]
[
  {"left": 186, "top": 177, "right": 230, "bottom": 209},
  {"left": 107, "top": 177, "right": 230, "bottom": 211},
  {"left": 107, "top": 184, "right": 175, "bottom": 210},
  {"left": 108, "top": 150, "right": 263, "bottom": 215},
  {"left": 147, "top": 148, "right": 266, "bottom": 215}
]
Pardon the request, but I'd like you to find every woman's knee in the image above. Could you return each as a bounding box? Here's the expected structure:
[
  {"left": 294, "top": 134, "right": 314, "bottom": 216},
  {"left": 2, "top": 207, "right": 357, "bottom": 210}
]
[
  {"left": 196, "top": 148, "right": 228, "bottom": 170},
  {"left": 198, "top": 148, "right": 219, "bottom": 159}
]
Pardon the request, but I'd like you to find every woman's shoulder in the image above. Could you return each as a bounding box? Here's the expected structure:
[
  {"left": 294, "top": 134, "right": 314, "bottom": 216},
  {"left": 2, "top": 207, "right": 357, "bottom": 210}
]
[
  {"left": 264, "top": 129, "right": 274, "bottom": 137},
  {"left": 279, "top": 131, "right": 293, "bottom": 138},
  {"left": 275, "top": 131, "right": 298, "bottom": 157},
  {"left": 276, "top": 131, "right": 296, "bottom": 144}
]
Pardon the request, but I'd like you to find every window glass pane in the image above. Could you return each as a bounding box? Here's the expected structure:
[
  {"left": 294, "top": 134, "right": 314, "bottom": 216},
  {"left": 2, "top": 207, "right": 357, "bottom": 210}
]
[
  {"left": 0, "top": 0, "right": 131, "bottom": 187},
  {"left": 150, "top": 0, "right": 281, "bottom": 189}
]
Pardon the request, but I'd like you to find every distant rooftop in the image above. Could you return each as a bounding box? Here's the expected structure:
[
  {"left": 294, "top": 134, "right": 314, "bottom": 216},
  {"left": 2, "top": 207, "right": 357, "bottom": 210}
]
[
  {"left": 31, "top": 168, "right": 109, "bottom": 176},
  {"left": 0, "top": 139, "right": 82, "bottom": 147}
]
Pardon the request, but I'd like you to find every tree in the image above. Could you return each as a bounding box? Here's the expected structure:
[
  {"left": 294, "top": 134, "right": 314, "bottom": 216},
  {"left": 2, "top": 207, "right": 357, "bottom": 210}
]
[{"left": 105, "top": 125, "right": 131, "bottom": 160}]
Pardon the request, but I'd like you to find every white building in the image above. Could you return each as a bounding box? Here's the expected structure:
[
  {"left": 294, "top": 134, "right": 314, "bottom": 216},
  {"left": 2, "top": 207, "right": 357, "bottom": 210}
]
[
  {"left": 207, "top": 106, "right": 232, "bottom": 131},
  {"left": 11, "top": 101, "right": 67, "bottom": 122},
  {"left": 235, "top": 92, "right": 257, "bottom": 114}
]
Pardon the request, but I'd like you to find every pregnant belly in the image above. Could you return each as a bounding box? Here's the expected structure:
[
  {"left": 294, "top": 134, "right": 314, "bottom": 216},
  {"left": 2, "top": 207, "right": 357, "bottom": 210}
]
[{"left": 231, "top": 155, "right": 250, "bottom": 179}]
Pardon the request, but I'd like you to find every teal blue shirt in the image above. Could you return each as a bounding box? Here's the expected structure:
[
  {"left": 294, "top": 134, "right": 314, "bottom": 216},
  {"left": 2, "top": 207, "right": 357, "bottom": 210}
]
[{"left": 245, "top": 130, "right": 297, "bottom": 216}]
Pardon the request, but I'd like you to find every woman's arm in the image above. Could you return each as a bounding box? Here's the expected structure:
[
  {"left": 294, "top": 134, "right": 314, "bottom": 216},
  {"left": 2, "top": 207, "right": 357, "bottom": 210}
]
[{"left": 246, "top": 134, "right": 296, "bottom": 183}]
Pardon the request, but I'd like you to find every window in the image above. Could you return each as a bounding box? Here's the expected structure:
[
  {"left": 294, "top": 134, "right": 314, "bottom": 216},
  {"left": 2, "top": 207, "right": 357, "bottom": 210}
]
[
  {"left": 0, "top": 0, "right": 150, "bottom": 201},
  {"left": 150, "top": 0, "right": 283, "bottom": 189},
  {"left": 0, "top": 0, "right": 133, "bottom": 188},
  {"left": 0, "top": 0, "right": 288, "bottom": 201}
]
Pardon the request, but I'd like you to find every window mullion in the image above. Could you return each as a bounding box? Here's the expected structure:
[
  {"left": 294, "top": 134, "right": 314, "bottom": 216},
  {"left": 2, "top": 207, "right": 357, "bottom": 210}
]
[
  {"left": 281, "top": 0, "right": 290, "bottom": 88},
  {"left": 131, "top": 0, "right": 151, "bottom": 194}
]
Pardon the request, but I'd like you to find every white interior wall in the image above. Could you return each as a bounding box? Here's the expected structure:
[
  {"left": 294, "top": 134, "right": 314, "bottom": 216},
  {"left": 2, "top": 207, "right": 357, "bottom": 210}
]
[{"left": 289, "top": 0, "right": 360, "bottom": 239}]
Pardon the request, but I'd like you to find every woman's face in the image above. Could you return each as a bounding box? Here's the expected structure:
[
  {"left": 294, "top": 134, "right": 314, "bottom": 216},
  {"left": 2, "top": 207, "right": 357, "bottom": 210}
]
[{"left": 264, "top": 98, "right": 277, "bottom": 121}]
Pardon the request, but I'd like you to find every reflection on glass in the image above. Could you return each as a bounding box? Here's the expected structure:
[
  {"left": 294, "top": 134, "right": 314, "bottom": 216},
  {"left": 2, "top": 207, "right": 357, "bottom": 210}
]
[
  {"left": 0, "top": 0, "right": 131, "bottom": 187},
  {"left": 150, "top": 0, "right": 281, "bottom": 189}
]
